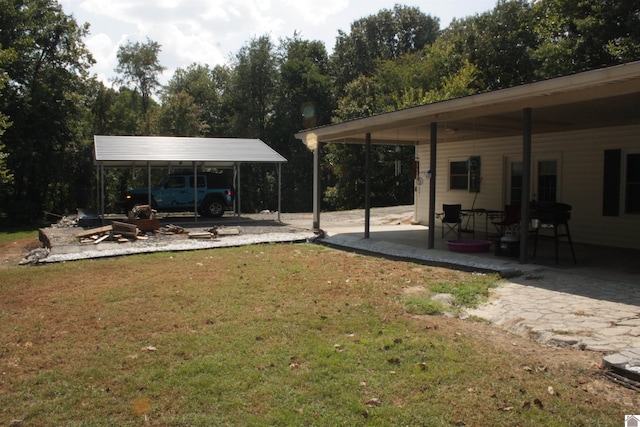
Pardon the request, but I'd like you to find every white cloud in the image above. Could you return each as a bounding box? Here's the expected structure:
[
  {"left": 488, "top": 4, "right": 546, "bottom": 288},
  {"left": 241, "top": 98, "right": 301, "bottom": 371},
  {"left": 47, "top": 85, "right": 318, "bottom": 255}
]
[{"left": 61, "top": 0, "right": 499, "bottom": 86}]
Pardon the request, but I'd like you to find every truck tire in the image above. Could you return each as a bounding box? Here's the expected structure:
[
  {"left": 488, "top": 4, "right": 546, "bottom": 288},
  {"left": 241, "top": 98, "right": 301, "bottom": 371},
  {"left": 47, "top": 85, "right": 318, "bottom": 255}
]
[{"left": 202, "top": 198, "right": 225, "bottom": 218}]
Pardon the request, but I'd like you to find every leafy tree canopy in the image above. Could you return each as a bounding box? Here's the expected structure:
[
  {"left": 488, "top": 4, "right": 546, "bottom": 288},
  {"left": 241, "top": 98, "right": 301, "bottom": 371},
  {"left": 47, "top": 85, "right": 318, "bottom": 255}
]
[{"left": 330, "top": 4, "right": 440, "bottom": 93}]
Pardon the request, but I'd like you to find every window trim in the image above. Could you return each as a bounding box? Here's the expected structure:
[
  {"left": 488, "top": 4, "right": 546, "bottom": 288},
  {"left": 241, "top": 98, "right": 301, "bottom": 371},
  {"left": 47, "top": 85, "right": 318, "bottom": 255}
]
[{"left": 448, "top": 159, "right": 469, "bottom": 191}]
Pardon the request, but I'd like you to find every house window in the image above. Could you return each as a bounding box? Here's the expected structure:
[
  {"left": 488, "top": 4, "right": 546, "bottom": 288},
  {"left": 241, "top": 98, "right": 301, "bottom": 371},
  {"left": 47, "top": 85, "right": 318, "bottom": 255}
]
[
  {"left": 537, "top": 160, "right": 557, "bottom": 202},
  {"left": 510, "top": 162, "right": 523, "bottom": 205},
  {"left": 626, "top": 153, "right": 640, "bottom": 214},
  {"left": 449, "top": 160, "right": 468, "bottom": 190}
]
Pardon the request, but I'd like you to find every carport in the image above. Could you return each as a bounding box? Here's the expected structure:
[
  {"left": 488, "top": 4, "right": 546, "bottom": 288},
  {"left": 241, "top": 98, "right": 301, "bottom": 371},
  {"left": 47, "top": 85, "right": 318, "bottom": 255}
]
[{"left": 93, "top": 136, "right": 288, "bottom": 221}]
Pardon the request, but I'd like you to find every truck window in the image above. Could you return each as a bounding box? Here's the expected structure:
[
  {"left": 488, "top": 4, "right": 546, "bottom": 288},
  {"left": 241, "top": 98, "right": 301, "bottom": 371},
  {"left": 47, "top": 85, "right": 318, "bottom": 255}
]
[
  {"left": 166, "top": 176, "right": 185, "bottom": 189},
  {"left": 207, "top": 175, "right": 225, "bottom": 188},
  {"left": 189, "top": 176, "right": 206, "bottom": 188}
]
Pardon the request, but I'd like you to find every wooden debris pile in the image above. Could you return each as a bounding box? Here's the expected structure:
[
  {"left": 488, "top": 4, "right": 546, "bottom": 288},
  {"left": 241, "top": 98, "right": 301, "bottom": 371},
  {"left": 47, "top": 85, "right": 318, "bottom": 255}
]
[
  {"left": 75, "top": 222, "right": 242, "bottom": 244},
  {"left": 75, "top": 221, "right": 148, "bottom": 244},
  {"left": 159, "top": 224, "right": 185, "bottom": 235},
  {"left": 125, "top": 205, "right": 160, "bottom": 232},
  {"left": 188, "top": 226, "right": 219, "bottom": 240},
  {"left": 187, "top": 226, "right": 241, "bottom": 240},
  {"left": 128, "top": 205, "right": 156, "bottom": 220}
]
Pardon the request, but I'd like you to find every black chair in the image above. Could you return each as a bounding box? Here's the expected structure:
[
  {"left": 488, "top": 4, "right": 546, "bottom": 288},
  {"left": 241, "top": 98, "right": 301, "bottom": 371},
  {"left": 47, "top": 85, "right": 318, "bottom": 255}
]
[
  {"left": 438, "top": 204, "right": 464, "bottom": 238},
  {"left": 492, "top": 204, "right": 520, "bottom": 236}
]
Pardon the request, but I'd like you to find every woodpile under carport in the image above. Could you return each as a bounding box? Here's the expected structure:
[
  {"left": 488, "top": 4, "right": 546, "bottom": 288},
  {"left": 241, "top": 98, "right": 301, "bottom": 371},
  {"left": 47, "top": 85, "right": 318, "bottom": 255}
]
[
  {"left": 75, "top": 221, "right": 148, "bottom": 244},
  {"left": 74, "top": 222, "right": 242, "bottom": 244}
]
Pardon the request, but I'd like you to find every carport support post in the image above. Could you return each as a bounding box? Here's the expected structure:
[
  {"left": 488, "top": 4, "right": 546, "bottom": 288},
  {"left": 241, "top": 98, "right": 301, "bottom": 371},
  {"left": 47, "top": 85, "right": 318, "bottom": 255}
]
[
  {"left": 277, "top": 163, "right": 282, "bottom": 222},
  {"left": 237, "top": 163, "right": 242, "bottom": 217},
  {"left": 520, "top": 108, "right": 533, "bottom": 263},
  {"left": 233, "top": 164, "right": 240, "bottom": 218},
  {"left": 312, "top": 142, "right": 322, "bottom": 231},
  {"left": 147, "top": 162, "right": 151, "bottom": 207},
  {"left": 99, "top": 164, "right": 105, "bottom": 220},
  {"left": 193, "top": 162, "right": 198, "bottom": 222},
  {"left": 428, "top": 122, "right": 437, "bottom": 249},
  {"left": 365, "top": 133, "right": 371, "bottom": 238}
]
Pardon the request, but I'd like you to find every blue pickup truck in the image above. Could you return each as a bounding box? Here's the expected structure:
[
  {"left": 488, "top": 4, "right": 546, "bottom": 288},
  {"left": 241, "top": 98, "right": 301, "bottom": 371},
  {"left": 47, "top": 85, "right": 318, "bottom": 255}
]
[{"left": 122, "top": 172, "right": 234, "bottom": 217}]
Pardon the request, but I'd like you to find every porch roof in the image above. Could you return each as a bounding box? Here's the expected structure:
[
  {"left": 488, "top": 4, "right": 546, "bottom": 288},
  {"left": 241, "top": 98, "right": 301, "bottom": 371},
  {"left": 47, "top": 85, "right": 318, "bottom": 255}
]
[{"left": 295, "top": 61, "right": 640, "bottom": 146}]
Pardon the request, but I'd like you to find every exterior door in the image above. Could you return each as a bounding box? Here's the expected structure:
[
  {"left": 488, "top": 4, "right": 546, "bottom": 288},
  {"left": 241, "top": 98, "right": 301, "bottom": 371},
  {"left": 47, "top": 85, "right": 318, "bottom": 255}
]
[
  {"left": 508, "top": 161, "right": 523, "bottom": 206},
  {"left": 503, "top": 154, "right": 561, "bottom": 205},
  {"left": 503, "top": 156, "right": 523, "bottom": 206},
  {"left": 533, "top": 153, "right": 561, "bottom": 202}
]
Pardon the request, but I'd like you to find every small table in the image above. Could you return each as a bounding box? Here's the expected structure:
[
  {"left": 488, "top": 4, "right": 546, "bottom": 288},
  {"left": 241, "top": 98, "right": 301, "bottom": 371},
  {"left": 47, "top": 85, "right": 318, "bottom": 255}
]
[{"left": 461, "top": 208, "right": 503, "bottom": 239}]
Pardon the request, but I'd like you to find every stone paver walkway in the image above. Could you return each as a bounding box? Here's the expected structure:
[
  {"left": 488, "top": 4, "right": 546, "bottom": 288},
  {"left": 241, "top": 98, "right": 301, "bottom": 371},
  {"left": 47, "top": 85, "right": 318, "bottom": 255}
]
[
  {"left": 317, "top": 226, "right": 640, "bottom": 353},
  {"left": 465, "top": 272, "right": 640, "bottom": 352}
]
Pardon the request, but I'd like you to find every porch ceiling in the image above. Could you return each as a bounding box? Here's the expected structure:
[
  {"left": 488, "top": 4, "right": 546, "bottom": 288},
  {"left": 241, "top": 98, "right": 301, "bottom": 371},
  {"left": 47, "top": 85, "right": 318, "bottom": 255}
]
[{"left": 295, "top": 61, "right": 640, "bottom": 146}]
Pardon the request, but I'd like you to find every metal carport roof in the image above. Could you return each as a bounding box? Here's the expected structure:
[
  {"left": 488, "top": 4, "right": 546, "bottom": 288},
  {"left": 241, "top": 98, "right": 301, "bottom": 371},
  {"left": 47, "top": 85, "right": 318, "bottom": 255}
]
[
  {"left": 93, "top": 136, "right": 288, "bottom": 220},
  {"left": 94, "top": 136, "right": 288, "bottom": 167}
]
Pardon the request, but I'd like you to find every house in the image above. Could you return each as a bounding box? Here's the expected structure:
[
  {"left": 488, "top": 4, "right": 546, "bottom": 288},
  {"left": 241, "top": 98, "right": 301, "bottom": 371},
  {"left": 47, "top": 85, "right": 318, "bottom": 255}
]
[{"left": 295, "top": 61, "right": 640, "bottom": 263}]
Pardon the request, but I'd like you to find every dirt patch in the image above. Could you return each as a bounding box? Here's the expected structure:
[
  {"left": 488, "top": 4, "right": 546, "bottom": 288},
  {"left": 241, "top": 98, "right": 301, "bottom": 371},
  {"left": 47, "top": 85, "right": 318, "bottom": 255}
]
[
  {"left": 414, "top": 315, "right": 640, "bottom": 408},
  {"left": 0, "top": 237, "right": 40, "bottom": 269}
]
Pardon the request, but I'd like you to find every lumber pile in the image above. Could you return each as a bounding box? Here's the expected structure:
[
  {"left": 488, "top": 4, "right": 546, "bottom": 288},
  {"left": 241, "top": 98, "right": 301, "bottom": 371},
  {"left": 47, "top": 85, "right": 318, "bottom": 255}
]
[
  {"left": 75, "top": 221, "right": 144, "bottom": 244},
  {"left": 159, "top": 224, "right": 185, "bottom": 234},
  {"left": 187, "top": 226, "right": 241, "bottom": 240},
  {"left": 188, "top": 225, "right": 218, "bottom": 239}
]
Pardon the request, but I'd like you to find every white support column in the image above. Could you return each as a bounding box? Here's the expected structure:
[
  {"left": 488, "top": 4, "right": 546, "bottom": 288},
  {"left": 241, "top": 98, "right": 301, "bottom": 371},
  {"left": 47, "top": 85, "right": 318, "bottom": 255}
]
[
  {"left": 312, "top": 143, "right": 321, "bottom": 231},
  {"left": 277, "top": 162, "right": 282, "bottom": 222},
  {"left": 193, "top": 161, "right": 198, "bottom": 222},
  {"left": 147, "top": 162, "right": 151, "bottom": 207},
  {"left": 100, "top": 163, "right": 105, "bottom": 219},
  {"left": 237, "top": 163, "right": 242, "bottom": 217}
]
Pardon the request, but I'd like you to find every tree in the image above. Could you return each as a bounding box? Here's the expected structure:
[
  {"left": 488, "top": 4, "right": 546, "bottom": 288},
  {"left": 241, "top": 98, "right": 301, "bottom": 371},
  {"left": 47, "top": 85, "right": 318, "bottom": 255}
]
[
  {"left": 532, "top": 0, "right": 640, "bottom": 78},
  {"left": 228, "top": 35, "right": 277, "bottom": 138},
  {"left": 0, "top": 47, "right": 14, "bottom": 200},
  {"left": 330, "top": 4, "right": 440, "bottom": 93},
  {"left": 113, "top": 37, "right": 165, "bottom": 133},
  {"left": 0, "top": 0, "right": 94, "bottom": 221},
  {"left": 163, "top": 63, "right": 224, "bottom": 136},
  {"left": 224, "top": 35, "right": 278, "bottom": 212},
  {"left": 157, "top": 91, "right": 206, "bottom": 136},
  {"left": 446, "top": 0, "right": 538, "bottom": 90},
  {"left": 326, "top": 37, "right": 478, "bottom": 211},
  {"left": 267, "top": 35, "right": 334, "bottom": 212}
]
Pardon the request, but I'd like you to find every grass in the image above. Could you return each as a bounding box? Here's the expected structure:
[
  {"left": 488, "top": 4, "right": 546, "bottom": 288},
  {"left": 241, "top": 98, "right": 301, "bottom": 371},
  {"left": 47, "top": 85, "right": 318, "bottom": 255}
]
[
  {"left": 404, "top": 296, "right": 446, "bottom": 315},
  {"left": 0, "top": 240, "right": 635, "bottom": 426},
  {"left": 404, "top": 273, "right": 501, "bottom": 316},
  {"left": 430, "top": 273, "right": 501, "bottom": 308},
  {"left": 0, "top": 228, "right": 39, "bottom": 243}
]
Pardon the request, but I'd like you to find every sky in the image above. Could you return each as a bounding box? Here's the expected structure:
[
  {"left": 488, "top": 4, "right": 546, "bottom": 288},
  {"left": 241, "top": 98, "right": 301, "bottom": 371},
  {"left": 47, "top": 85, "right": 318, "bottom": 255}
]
[{"left": 58, "top": 0, "right": 499, "bottom": 86}]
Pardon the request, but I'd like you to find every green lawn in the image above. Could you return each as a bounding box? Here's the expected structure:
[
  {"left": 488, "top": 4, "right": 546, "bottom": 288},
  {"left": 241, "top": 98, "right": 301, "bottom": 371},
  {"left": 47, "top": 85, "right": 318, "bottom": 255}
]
[{"left": 0, "top": 242, "right": 633, "bottom": 426}]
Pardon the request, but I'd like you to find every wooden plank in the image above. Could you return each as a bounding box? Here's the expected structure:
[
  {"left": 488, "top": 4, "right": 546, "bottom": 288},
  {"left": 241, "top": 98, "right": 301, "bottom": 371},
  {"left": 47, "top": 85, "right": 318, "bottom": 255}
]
[
  {"left": 94, "top": 234, "right": 110, "bottom": 244},
  {"left": 189, "top": 232, "right": 214, "bottom": 239},
  {"left": 217, "top": 227, "right": 241, "bottom": 236},
  {"left": 125, "top": 218, "right": 159, "bottom": 232},
  {"left": 75, "top": 225, "right": 112, "bottom": 238},
  {"left": 113, "top": 221, "right": 136, "bottom": 231},
  {"left": 112, "top": 221, "right": 138, "bottom": 238},
  {"left": 118, "top": 231, "right": 138, "bottom": 239}
]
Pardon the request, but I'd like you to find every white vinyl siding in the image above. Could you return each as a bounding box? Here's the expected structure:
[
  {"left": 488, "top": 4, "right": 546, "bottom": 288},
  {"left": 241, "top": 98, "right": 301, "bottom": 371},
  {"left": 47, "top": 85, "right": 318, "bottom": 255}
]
[{"left": 415, "top": 124, "right": 640, "bottom": 249}]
